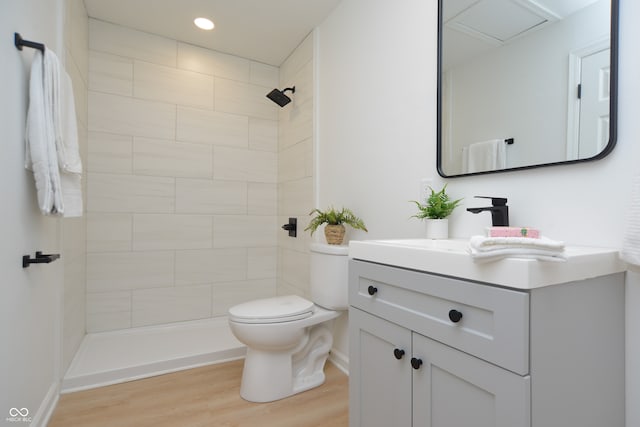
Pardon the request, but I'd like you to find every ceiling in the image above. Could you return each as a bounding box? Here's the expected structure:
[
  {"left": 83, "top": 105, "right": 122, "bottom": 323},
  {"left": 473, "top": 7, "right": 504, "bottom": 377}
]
[
  {"left": 83, "top": 0, "right": 342, "bottom": 66},
  {"left": 443, "top": 0, "right": 602, "bottom": 69}
]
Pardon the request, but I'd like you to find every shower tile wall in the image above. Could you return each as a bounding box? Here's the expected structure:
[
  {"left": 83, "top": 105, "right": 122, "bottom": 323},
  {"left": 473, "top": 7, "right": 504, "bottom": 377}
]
[
  {"left": 62, "top": 0, "right": 89, "bottom": 370},
  {"left": 277, "top": 33, "right": 315, "bottom": 298},
  {"left": 86, "top": 19, "right": 279, "bottom": 332}
]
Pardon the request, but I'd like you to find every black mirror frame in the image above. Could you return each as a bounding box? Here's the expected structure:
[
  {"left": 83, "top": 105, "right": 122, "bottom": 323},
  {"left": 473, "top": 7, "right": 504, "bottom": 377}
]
[{"left": 436, "top": 0, "right": 620, "bottom": 178}]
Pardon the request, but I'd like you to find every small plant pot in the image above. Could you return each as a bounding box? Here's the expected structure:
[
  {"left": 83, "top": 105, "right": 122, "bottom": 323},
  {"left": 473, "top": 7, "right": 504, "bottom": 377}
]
[
  {"left": 425, "top": 219, "right": 448, "bottom": 240},
  {"left": 324, "top": 224, "right": 346, "bottom": 245}
]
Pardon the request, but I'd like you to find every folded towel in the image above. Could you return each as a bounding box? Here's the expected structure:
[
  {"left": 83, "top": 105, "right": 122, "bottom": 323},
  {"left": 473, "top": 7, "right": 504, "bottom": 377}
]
[
  {"left": 470, "top": 235, "right": 565, "bottom": 252},
  {"left": 25, "top": 48, "right": 83, "bottom": 217},
  {"left": 463, "top": 139, "right": 506, "bottom": 173},
  {"left": 468, "top": 235, "right": 566, "bottom": 263},
  {"left": 468, "top": 247, "right": 568, "bottom": 263},
  {"left": 621, "top": 175, "right": 640, "bottom": 266}
]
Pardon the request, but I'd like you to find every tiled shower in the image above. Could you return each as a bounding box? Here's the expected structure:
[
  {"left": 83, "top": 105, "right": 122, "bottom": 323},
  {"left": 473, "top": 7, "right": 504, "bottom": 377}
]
[{"left": 84, "top": 19, "right": 314, "bottom": 334}]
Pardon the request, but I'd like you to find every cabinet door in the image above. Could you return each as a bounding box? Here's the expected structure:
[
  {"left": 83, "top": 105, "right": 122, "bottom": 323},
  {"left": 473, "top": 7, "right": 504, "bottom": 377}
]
[
  {"left": 412, "top": 334, "right": 530, "bottom": 427},
  {"left": 349, "top": 307, "right": 412, "bottom": 427}
]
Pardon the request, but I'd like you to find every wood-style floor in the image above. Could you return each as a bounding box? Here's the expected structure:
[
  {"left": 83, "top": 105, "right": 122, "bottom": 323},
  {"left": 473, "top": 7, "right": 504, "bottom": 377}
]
[{"left": 48, "top": 360, "right": 349, "bottom": 427}]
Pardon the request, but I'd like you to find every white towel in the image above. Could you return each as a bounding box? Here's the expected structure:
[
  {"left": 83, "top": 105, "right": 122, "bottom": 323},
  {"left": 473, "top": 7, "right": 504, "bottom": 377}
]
[
  {"left": 463, "top": 139, "right": 506, "bottom": 173},
  {"left": 621, "top": 175, "right": 640, "bottom": 266},
  {"left": 25, "top": 49, "right": 83, "bottom": 217},
  {"left": 468, "top": 235, "right": 566, "bottom": 263},
  {"left": 25, "top": 50, "right": 63, "bottom": 215}
]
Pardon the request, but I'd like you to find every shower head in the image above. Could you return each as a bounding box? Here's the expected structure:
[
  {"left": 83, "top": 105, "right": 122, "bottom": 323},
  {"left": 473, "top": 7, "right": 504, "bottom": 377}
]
[{"left": 266, "top": 87, "right": 295, "bottom": 107}]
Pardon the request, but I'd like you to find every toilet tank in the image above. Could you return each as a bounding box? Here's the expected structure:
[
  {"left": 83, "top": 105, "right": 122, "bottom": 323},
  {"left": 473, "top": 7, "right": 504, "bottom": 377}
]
[{"left": 310, "top": 243, "right": 349, "bottom": 310}]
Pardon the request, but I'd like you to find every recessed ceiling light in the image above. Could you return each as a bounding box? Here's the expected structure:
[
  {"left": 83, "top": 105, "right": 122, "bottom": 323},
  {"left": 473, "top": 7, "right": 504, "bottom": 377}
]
[{"left": 194, "top": 17, "right": 214, "bottom": 30}]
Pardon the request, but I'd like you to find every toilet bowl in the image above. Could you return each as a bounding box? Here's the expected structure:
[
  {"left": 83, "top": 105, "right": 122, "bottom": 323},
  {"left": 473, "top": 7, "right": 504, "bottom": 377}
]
[{"left": 228, "top": 243, "right": 348, "bottom": 402}]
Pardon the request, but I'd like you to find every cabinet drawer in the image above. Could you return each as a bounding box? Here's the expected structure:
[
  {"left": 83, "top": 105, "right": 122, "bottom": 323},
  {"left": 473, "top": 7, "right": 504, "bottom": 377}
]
[{"left": 349, "top": 260, "right": 529, "bottom": 375}]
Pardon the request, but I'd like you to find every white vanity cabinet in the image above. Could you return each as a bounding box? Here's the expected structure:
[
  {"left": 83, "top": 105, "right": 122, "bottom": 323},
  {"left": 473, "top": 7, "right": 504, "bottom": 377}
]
[{"left": 348, "top": 259, "right": 625, "bottom": 427}]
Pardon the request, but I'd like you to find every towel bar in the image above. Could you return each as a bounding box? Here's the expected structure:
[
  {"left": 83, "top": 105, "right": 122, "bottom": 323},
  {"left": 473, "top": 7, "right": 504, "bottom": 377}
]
[
  {"left": 22, "top": 251, "right": 60, "bottom": 268},
  {"left": 14, "top": 33, "right": 45, "bottom": 53}
]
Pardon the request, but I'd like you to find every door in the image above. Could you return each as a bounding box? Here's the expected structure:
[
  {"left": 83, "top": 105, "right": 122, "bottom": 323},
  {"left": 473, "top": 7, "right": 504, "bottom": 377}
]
[
  {"left": 578, "top": 48, "right": 610, "bottom": 158},
  {"left": 412, "top": 333, "right": 530, "bottom": 427},
  {"left": 349, "top": 308, "right": 412, "bottom": 427}
]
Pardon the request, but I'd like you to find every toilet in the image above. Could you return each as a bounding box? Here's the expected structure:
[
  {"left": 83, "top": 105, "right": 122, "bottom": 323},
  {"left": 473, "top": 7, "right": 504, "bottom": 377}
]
[{"left": 228, "top": 243, "right": 348, "bottom": 403}]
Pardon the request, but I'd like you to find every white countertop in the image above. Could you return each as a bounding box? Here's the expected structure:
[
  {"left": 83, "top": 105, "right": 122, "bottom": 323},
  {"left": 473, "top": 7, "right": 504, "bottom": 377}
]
[{"left": 348, "top": 239, "right": 626, "bottom": 289}]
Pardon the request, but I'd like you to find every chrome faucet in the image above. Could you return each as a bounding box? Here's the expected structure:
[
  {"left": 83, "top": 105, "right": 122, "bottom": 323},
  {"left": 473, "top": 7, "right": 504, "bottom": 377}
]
[{"left": 466, "top": 196, "right": 509, "bottom": 226}]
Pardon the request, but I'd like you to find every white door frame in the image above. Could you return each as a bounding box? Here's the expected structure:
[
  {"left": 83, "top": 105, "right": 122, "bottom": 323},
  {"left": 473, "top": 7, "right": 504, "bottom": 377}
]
[{"left": 566, "top": 38, "right": 610, "bottom": 161}]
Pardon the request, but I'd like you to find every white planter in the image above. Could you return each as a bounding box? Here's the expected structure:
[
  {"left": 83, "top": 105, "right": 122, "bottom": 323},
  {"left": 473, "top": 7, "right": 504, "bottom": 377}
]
[{"left": 425, "top": 219, "right": 449, "bottom": 239}]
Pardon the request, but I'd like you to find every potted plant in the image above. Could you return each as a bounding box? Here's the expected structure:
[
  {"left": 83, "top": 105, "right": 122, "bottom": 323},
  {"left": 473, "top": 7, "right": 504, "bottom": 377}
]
[
  {"left": 305, "top": 207, "right": 368, "bottom": 245},
  {"left": 410, "top": 185, "right": 462, "bottom": 239}
]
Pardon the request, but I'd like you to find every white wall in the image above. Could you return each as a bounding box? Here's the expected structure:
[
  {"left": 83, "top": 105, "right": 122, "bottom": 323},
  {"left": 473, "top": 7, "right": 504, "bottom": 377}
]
[
  {"left": 317, "top": 0, "right": 639, "bottom": 425},
  {"left": 1, "top": 0, "right": 66, "bottom": 424}
]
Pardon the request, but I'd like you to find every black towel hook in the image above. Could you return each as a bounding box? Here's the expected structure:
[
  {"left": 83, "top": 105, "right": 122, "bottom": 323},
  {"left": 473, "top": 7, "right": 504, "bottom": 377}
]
[{"left": 14, "top": 33, "right": 45, "bottom": 53}]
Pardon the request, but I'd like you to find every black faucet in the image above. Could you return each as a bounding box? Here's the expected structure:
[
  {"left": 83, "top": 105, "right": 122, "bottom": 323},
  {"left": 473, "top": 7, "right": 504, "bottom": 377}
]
[{"left": 466, "top": 196, "right": 509, "bottom": 226}]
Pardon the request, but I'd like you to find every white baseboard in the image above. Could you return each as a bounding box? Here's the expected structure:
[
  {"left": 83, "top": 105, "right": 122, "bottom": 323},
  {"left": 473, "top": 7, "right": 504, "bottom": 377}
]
[
  {"left": 30, "top": 381, "right": 60, "bottom": 427},
  {"left": 329, "top": 347, "right": 349, "bottom": 375}
]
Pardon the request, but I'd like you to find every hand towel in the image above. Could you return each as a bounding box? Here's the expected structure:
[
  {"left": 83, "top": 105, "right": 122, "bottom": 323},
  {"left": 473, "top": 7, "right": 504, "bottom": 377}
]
[
  {"left": 468, "top": 235, "right": 566, "bottom": 263},
  {"left": 469, "top": 235, "right": 565, "bottom": 252},
  {"left": 25, "top": 49, "right": 63, "bottom": 215},
  {"left": 621, "top": 175, "right": 640, "bottom": 266},
  {"left": 463, "top": 139, "right": 506, "bottom": 173}
]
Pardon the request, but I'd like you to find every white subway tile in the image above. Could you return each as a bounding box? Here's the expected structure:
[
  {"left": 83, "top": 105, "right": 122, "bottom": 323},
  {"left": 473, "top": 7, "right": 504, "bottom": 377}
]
[
  {"left": 133, "top": 214, "right": 213, "bottom": 250},
  {"left": 178, "top": 42, "right": 251, "bottom": 81},
  {"left": 132, "top": 285, "right": 212, "bottom": 327},
  {"left": 279, "top": 99, "right": 313, "bottom": 150},
  {"left": 215, "top": 78, "right": 278, "bottom": 120},
  {"left": 66, "top": 0, "right": 89, "bottom": 85},
  {"left": 280, "top": 32, "right": 313, "bottom": 86},
  {"left": 133, "top": 138, "right": 213, "bottom": 178},
  {"left": 213, "top": 147, "right": 277, "bottom": 183},
  {"left": 278, "top": 177, "right": 313, "bottom": 216},
  {"left": 86, "top": 213, "right": 132, "bottom": 252},
  {"left": 248, "top": 183, "right": 277, "bottom": 215},
  {"left": 280, "top": 247, "right": 311, "bottom": 292},
  {"left": 134, "top": 61, "right": 213, "bottom": 109},
  {"left": 175, "top": 248, "right": 247, "bottom": 286},
  {"left": 212, "top": 279, "right": 276, "bottom": 316},
  {"left": 278, "top": 138, "right": 313, "bottom": 183},
  {"left": 213, "top": 215, "right": 277, "bottom": 248},
  {"left": 250, "top": 62, "right": 279, "bottom": 87},
  {"left": 176, "top": 107, "right": 248, "bottom": 148},
  {"left": 89, "top": 19, "right": 177, "bottom": 67},
  {"left": 88, "top": 131, "right": 132, "bottom": 174},
  {"left": 89, "top": 92, "right": 176, "bottom": 140},
  {"left": 248, "top": 247, "right": 277, "bottom": 279},
  {"left": 249, "top": 118, "right": 278, "bottom": 152},
  {"left": 87, "top": 311, "right": 132, "bottom": 332},
  {"left": 87, "top": 173, "right": 175, "bottom": 213},
  {"left": 86, "top": 251, "right": 174, "bottom": 292},
  {"left": 89, "top": 51, "right": 133, "bottom": 96},
  {"left": 87, "top": 291, "right": 131, "bottom": 313},
  {"left": 176, "top": 178, "right": 247, "bottom": 214}
]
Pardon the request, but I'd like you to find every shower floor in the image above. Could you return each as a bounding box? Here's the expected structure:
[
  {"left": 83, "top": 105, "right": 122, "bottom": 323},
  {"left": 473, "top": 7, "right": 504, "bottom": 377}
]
[{"left": 61, "top": 317, "right": 245, "bottom": 393}]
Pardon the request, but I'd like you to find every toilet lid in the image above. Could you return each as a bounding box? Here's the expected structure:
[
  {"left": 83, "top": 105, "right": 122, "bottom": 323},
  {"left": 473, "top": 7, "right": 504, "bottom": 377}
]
[{"left": 228, "top": 295, "right": 314, "bottom": 324}]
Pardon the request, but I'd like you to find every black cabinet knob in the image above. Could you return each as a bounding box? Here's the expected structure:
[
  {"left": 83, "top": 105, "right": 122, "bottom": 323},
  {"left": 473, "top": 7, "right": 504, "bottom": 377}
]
[
  {"left": 448, "top": 309, "right": 463, "bottom": 323},
  {"left": 411, "top": 357, "right": 423, "bottom": 370},
  {"left": 367, "top": 285, "right": 378, "bottom": 296},
  {"left": 393, "top": 348, "right": 405, "bottom": 360}
]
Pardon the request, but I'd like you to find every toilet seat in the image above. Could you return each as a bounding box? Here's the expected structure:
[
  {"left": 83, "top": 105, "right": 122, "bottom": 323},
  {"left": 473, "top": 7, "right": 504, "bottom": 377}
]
[{"left": 229, "top": 295, "right": 314, "bottom": 324}]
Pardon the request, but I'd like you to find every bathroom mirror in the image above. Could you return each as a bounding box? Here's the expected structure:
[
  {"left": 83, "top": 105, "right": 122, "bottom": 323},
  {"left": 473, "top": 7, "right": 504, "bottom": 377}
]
[{"left": 437, "top": 0, "right": 619, "bottom": 177}]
